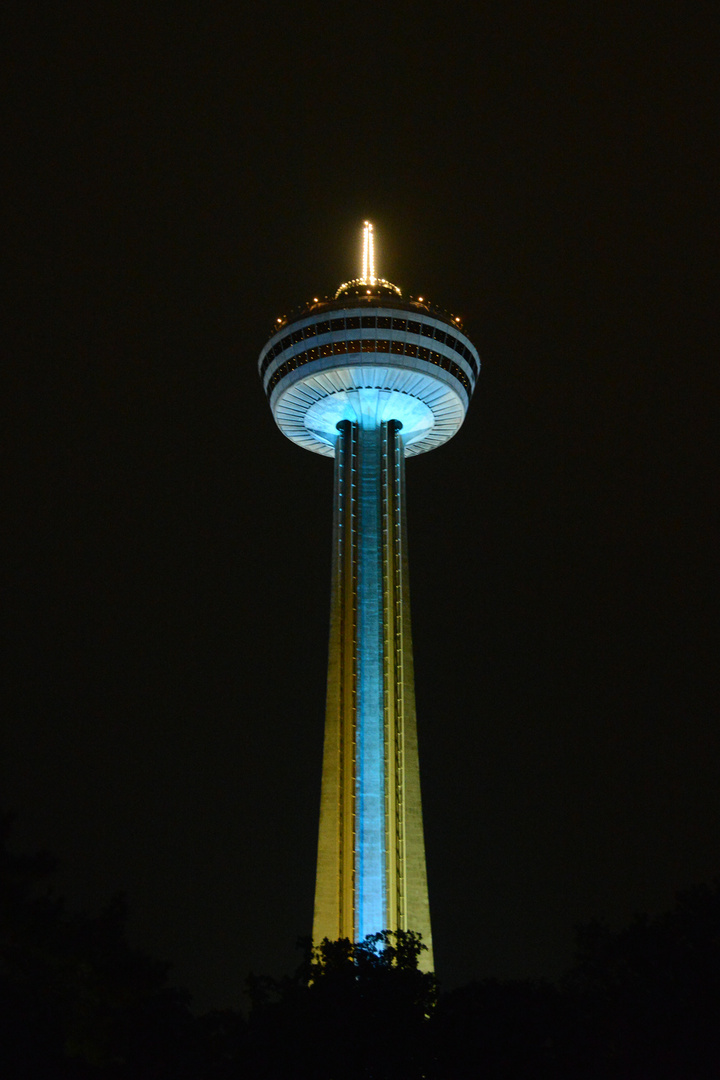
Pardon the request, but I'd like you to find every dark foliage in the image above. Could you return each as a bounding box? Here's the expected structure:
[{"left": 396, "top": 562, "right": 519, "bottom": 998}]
[
  {"left": 430, "top": 977, "right": 564, "bottom": 1079},
  {"left": 246, "top": 931, "right": 436, "bottom": 1079},
  {"left": 0, "top": 815, "right": 211, "bottom": 1078},
  {"left": 2, "top": 818, "right": 719, "bottom": 1077},
  {"left": 561, "top": 881, "right": 720, "bottom": 1078}
]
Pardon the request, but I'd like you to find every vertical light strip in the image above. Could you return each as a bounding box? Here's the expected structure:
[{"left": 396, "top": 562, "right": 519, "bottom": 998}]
[
  {"left": 391, "top": 422, "right": 408, "bottom": 925},
  {"left": 382, "top": 421, "right": 398, "bottom": 932},
  {"left": 339, "top": 422, "right": 358, "bottom": 939},
  {"left": 368, "top": 222, "right": 375, "bottom": 284},
  {"left": 361, "top": 221, "right": 376, "bottom": 285},
  {"left": 355, "top": 420, "right": 386, "bottom": 938},
  {"left": 362, "top": 222, "right": 369, "bottom": 283}
]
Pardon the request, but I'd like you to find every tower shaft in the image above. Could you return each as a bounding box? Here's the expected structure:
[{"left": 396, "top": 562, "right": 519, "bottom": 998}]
[{"left": 313, "top": 418, "right": 433, "bottom": 968}]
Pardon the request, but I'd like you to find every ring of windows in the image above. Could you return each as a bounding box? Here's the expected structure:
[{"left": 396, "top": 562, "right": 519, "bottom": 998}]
[
  {"left": 259, "top": 314, "right": 478, "bottom": 382},
  {"left": 266, "top": 340, "right": 472, "bottom": 397}
]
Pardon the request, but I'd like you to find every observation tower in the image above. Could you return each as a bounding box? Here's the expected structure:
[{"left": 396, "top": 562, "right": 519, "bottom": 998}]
[{"left": 259, "top": 223, "right": 480, "bottom": 970}]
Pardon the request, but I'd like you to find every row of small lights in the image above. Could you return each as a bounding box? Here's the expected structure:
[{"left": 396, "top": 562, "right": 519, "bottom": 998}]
[{"left": 273, "top": 297, "right": 463, "bottom": 331}]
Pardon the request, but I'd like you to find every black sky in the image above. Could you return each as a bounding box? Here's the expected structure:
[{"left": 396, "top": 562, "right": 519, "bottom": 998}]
[{"left": 2, "top": 1, "right": 718, "bottom": 1010}]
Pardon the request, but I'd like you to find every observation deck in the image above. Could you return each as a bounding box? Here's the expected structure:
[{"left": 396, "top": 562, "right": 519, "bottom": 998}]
[{"left": 259, "top": 281, "right": 481, "bottom": 458}]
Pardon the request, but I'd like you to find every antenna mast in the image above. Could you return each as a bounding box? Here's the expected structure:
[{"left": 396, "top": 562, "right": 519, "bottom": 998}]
[{"left": 362, "top": 221, "right": 376, "bottom": 285}]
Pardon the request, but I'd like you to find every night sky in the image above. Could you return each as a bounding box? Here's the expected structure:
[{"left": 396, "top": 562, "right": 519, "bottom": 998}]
[{"left": 3, "top": 2, "right": 718, "bottom": 1011}]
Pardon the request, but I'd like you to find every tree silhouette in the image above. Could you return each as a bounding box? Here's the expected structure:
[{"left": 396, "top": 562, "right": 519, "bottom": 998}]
[
  {"left": 247, "top": 930, "right": 436, "bottom": 1080},
  {"left": 3, "top": 815, "right": 719, "bottom": 1078},
  {"left": 430, "top": 977, "right": 563, "bottom": 1079},
  {"left": 561, "top": 880, "right": 720, "bottom": 1078},
  {"left": 0, "top": 815, "right": 199, "bottom": 1078}
]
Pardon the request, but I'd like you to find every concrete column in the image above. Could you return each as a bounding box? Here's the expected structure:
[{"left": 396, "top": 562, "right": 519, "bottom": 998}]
[{"left": 312, "top": 418, "right": 433, "bottom": 970}]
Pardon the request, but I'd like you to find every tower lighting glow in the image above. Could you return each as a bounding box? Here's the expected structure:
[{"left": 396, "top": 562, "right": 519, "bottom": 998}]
[{"left": 258, "top": 224, "right": 481, "bottom": 971}]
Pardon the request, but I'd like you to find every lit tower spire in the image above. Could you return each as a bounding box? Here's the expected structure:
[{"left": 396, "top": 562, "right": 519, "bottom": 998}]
[
  {"left": 361, "top": 220, "right": 376, "bottom": 285},
  {"left": 258, "top": 224, "right": 480, "bottom": 969}
]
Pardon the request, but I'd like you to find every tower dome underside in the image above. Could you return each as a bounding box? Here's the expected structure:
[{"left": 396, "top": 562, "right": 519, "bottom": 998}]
[{"left": 260, "top": 303, "right": 480, "bottom": 458}]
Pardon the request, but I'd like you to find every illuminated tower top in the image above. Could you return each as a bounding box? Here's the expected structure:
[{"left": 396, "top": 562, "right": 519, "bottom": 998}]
[
  {"left": 259, "top": 222, "right": 480, "bottom": 457},
  {"left": 362, "top": 220, "right": 375, "bottom": 285},
  {"left": 333, "top": 220, "right": 402, "bottom": 298}
]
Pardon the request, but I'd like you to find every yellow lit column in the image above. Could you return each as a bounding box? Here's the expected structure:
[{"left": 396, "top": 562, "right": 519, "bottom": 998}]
[
  {"left": 382, "top": 420, "right": 433, "bottom": 965},
  {"left": 313, "top": 421, "right": 358, "bottom": 941}
]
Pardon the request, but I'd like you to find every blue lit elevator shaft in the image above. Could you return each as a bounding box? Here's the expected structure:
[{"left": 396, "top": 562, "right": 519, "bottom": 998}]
[{"left": 354, "top": 420, "right": 386, "bottom": 939}]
